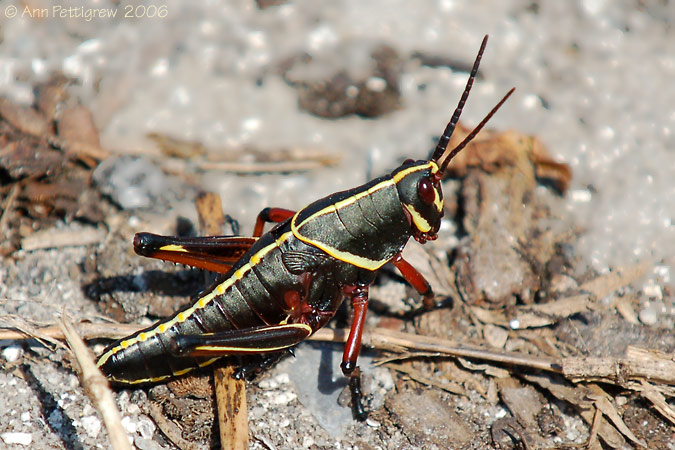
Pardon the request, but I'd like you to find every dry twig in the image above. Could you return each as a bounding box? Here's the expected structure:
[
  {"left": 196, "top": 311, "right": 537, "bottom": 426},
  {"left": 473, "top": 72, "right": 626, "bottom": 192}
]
[
  {"left": 148, "top": 402, "right": 200, "bottom": 450},
  {"left": 214, "top": 366, "right": 249, "bottom": 450},
  {"left": 20, "top": 226, "right": 106, "bottom": 251},
  {"left": 195, "top": 191, "right": 249, "bottom": 450},
  {"left": 58, "top": 318, "right": 131, "bottom": 450}
]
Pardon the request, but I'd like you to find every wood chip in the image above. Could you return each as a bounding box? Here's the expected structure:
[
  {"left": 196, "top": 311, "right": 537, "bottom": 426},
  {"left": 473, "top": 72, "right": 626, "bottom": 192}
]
[
  {"left": 588, "top": 393, "right": 647, "bottom": 448},
  {"left": 215, "top": 366, "right": 248, "bottom": 450},
  {"left": 21, "top": 227, "right": 106, "bottom": 251},
  {"left": 522, "top": 373, "right": 626, "bottom": 449},
  {"left": 579, "top": 263, "right": 650, "bottom": 300},
  {"left": 637, "top": 380, "right": 675, "bottom": 426},
  {"left": 0, "top": 98, "right": 51, "bottom": 137}
]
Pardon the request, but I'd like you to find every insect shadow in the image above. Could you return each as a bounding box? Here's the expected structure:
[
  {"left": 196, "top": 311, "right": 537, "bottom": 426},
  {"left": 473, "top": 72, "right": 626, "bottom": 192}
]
[
  {"left": 21, "top": 363, "right": 85, "bottom": 450},
  {"left": 82, "top": 267, "right": 206, "bottom": 318}
]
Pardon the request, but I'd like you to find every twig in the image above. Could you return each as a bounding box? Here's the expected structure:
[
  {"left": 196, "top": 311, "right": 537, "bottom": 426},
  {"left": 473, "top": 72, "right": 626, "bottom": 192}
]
[
  {"left": 636, "top": 380, "right": 675, "bottom": 426},
  {"left": 5, "top": 320, "right": 673, "bottom": 401},
  {"left": 562, "top": 346, "right": 675, "bottom": 385},
  {"left": 312, "top": 327, "right": 563, "bottom": 373},
  {"left": 20, "top": 226, "right": 106, "bottom": 251},
  {"left": 7, "top": 321, "right": 675, "bottom": 390},
  {"left": 0, "top": 315, "right": 66, "bottom": 350},
  {"left": 0, "top": 184, "right": 19, "bottom": 232},
  {"left": 589, "top": 393, "right": 647, "bottom": 448},
  {"left": 387, "top": 363, "right": 466, "bottom": 396},
  {"left": 195, "top": 192, "right": 249, "bottom": 449},
  {"left": 0, "top": 321, "right": 139, "bottom": 341},
  {"left": 58, "top": 318, "right": 131, "bottom": 450},
  {"left": 214, "top": 366, "right": 248, "bottom": 450},
  {"left": 148, "top": 402, "right": 199, "bottom": 450}
]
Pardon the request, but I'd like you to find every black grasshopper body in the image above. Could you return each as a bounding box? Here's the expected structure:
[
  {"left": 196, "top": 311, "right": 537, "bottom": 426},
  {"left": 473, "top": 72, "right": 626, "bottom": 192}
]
[{"left": 97, "top": 35, "right": 513, "bottom": 391}]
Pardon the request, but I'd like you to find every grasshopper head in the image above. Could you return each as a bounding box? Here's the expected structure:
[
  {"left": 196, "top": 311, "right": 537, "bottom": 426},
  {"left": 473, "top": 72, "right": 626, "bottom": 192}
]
[
  {"left": 394, "top": 160, "right": 444, "bottom": 243},
  {"left": 394, "top": 35, "right": 514, "bottom": 244}
]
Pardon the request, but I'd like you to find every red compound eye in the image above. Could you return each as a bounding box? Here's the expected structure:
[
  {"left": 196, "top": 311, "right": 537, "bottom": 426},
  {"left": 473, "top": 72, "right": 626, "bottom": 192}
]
[{"left": 418, "top": 177, "right": 435, "bottom": 205}]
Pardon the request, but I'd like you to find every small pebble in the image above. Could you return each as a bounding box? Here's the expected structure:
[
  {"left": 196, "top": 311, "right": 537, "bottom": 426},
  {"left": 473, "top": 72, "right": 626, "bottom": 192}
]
[
  {"left": 639, "top": 301, "right": 661, "bottom": 326},
  {"left": 137, "top": 416, "right": 156, "bottom": 440},
  {"left": 2, "top": 346, "right": 22, "bottom": 363},
  {"left": 494, "top": 408, "right": 508, "bottom": 419},
  {"left": 643, "top": 282, "right": 663, "bottom": 300},
  {"left": 134, "top": 436, "right": 165, "bottom": 450},
  {"left": 570, "top": 189, "right": 592, "bottom": 203},
  {"left": 120, "top": 416, "right": 137, "bottom": 434},
  {"left": 1, "top": 432, "right": 32, "bottom": 446},
  {"left": 81, "top": 415, "right": 101, "bottom": 439},
  {"left": 550, "top": 274, "right": 579, "bottom": 293},
  {"left": 93, "top": 156, "right": 168, "bottom": 210},
  {"left": 269, "top": 391, "right": 297, "bottom": 405},
  {"left": 366, "top": 418, "right": 381, "bottom": 428}
]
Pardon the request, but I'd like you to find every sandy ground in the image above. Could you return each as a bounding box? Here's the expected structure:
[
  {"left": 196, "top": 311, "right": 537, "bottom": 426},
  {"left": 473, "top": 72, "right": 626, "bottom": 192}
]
[{"left": 1, "top": 1, "right": 674, "bottom": 449}]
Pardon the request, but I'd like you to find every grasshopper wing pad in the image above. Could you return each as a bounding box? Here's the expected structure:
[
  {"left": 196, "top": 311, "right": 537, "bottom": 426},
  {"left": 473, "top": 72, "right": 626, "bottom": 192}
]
[{"left": 172, "top": 323, "right": 312, "bottom": 356}]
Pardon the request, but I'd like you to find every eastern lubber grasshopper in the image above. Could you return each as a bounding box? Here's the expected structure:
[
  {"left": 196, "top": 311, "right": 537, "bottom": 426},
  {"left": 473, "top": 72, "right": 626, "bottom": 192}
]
[{"left": 96, "top": 35, "right": 513, "bottom": 415}]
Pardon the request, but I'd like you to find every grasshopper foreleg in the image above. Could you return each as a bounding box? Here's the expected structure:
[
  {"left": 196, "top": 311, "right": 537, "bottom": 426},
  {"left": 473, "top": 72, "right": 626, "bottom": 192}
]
[{"left": 391, "top": 253, "right": 436, "bottom": 309}]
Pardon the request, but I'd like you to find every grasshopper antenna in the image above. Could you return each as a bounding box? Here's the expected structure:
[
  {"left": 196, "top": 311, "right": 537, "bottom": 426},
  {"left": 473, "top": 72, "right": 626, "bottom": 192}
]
[
  {"left": 429, "top": 34, "right": 515, "bottom": 175},
  {"left": 430, "top": 34, "right": 489, "bottom": 164},
  {"left": 439, "top": 86, "right": 515, "bottom": 173}
]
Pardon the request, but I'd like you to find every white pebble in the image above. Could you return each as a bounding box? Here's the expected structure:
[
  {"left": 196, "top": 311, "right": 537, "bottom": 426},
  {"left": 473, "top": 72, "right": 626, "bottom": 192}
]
[
  {"left": 81, "top": 415, "right": 101, "bottom": 439},
  {"left": 570, "top": 189, "right": 592, "bottom": 203},
  {"left": 366, "top": 418, "right": 380, "bottom": 428},
  {"left": 134, "top": 435, "right": 164, "bottom": 450},
  {"left": 137, "top": 416, "right": 156, "bottom": 439},
  {"left": 2, "top": 346, "right": 22, "bottom": 362},
  {"left": 1, "top": 432, "right": 32, "bottom": 446},
  {"left": 121, "top": 416, "right": 137, "bottom": 434},
  {"left": 639, "top": 302, "right": 660, "bottom": 326},
  {"left": 366, "top": 76, "right": 387, "bottom": 92},
  {"left": 642, "top": 283, "right": 663, "bottom": 300},
  {"left": 495, "top": 408, "right": 508, "bottom": 419},
  {"left": 270, "top": 391, "right": 297, "bottom": 405}
]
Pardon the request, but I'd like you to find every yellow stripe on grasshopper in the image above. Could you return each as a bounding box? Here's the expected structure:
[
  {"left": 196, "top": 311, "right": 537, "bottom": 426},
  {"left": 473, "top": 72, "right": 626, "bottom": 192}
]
[{"left": 97, "top": 232, "right": 294, "bottom": 370}]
